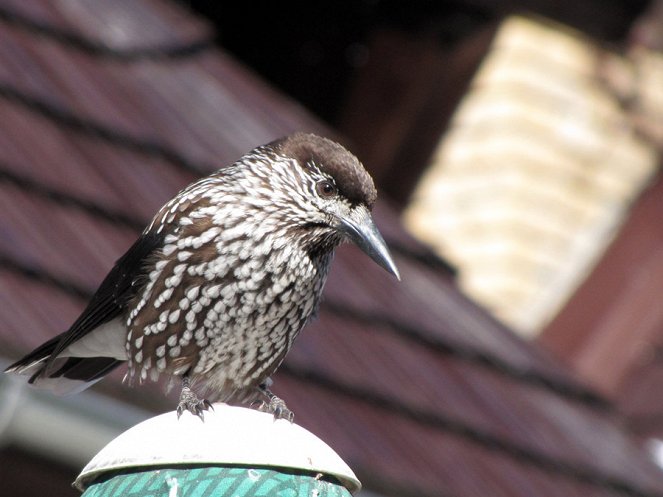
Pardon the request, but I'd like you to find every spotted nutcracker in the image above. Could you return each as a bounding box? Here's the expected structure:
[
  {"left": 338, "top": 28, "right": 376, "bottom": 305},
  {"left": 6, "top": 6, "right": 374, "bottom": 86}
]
[{"left": 5, "top": 133, "right": 399, "bottom": 420}]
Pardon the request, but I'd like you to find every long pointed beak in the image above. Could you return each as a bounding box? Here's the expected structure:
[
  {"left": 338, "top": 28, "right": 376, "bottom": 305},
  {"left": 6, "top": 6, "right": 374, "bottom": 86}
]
[{"left": 338, "top": 213, "right": 400, "bottom": 280}]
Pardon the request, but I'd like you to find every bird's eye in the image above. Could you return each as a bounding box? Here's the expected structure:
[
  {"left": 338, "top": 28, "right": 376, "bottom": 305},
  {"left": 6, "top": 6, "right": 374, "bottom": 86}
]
[{"left": 316, "top": 180, "right": 337, "bottom": 198}]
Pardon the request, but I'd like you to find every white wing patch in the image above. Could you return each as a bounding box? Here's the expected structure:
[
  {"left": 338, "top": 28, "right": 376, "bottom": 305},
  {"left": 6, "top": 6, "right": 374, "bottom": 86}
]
[{"left": 60, "top": 317, "right": 127, "bottom": 360}]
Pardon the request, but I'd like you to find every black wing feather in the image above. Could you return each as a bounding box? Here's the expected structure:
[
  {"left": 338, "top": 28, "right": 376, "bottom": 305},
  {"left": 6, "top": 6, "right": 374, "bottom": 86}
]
[
  {"left": 5, "top": 231, "right": 164, "bottom": 374},
  {"left": 46, "top": 231, "right": 165, "bottom": 364}
]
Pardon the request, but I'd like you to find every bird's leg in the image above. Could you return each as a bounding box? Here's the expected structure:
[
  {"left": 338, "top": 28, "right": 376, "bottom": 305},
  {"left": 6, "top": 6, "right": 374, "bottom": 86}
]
[
  {"left": 176, "top": 374, "right": 213, "bottom": 420},
  {"left": 256, "top": 380, "right": 294, "bottom": 422}
]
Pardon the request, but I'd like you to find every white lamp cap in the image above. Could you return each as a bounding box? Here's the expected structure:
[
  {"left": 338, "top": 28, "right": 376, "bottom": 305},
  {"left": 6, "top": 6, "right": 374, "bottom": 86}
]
[{"left": 74, "top": 403, "right": 360, "bottom": 493}]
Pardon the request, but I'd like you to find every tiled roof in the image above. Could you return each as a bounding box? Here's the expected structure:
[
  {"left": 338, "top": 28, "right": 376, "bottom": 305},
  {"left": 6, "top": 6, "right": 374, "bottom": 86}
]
[
  {"left": 541, "top": 170, "right": 663, "bottom": 442},
  {"left": 1, "top": 2, "right": 663, "bottom": 496}
]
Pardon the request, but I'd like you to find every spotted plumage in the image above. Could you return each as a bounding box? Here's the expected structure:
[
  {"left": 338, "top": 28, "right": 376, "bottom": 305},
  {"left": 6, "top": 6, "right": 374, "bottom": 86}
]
[{"left": 5, "top": 133, "right": 399, "bottom": 420}]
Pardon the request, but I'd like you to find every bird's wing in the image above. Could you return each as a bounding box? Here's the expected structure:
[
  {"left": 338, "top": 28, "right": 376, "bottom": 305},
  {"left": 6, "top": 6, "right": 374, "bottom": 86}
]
[
  {"left": 4, "top": 230, "right": 164, "bottom": 380},
  {"left": 6, "top": 177, "right": 218, "bottom": 380},
  {"left": 43, "top": 231, "right": 165, "bottom": 367}
]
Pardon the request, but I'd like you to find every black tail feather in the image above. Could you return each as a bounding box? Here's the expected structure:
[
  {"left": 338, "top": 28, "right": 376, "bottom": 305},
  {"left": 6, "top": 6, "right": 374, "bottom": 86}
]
[
  {"left": 46, "top": 356, "right": 123, "bottom": 383},
  {"left": 6, "top": 334, "right": 124, "bottom": 394},
  {"left": 5, "top": 334, "right": 61, "bottom": 374}
]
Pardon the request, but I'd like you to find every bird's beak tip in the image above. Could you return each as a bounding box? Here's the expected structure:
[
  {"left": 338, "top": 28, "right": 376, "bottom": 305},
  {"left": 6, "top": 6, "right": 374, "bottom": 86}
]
[
  {"left": 338, "top": 213, "right": 401, "bottom": 281},
  {"left": 378, "top": 249, "right": 401, "bottom": 281}
]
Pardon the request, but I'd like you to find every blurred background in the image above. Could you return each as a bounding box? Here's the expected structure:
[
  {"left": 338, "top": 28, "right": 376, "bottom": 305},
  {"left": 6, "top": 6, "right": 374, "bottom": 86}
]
[
  {"left": 1, "top": 0, "right": 663, "bottom": 496},
  {"left": 196, "top": 0, "right": 663, "bottom": 335}
]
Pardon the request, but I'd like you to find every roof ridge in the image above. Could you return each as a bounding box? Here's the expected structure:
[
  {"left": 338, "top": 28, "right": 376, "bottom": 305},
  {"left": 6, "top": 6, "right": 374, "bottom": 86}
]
[
  {"left": 282, "top": 364, "right": 658, "bottom": 497},
  {"left": 0, "top": 4, "right": 215, "bottom": 61}
]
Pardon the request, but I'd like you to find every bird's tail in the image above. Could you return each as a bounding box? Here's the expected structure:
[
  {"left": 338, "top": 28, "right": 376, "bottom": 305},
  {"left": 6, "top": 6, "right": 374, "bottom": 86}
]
[{"left": 5, "top": 335, "right": 123, "bottom": 395}]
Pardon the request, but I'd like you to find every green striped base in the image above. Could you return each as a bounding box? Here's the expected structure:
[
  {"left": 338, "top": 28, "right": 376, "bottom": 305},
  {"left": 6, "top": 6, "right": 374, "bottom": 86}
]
[{"left": 81, "top": 466, "right": 353, "bottom": 497}]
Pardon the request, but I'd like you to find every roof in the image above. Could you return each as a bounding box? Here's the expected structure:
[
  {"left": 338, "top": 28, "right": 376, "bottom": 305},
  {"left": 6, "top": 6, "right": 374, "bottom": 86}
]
[
  {"left": 540, "top": 168, "right": 663, "bottom": 440},
  {"left": 1, "top": 2, "right": 663, "bottom": 497}
]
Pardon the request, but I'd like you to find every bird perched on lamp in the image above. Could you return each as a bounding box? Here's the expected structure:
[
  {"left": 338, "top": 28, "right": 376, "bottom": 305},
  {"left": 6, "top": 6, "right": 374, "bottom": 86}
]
[{"left": 5, "top": 133, "right": 399, "bottom": 421}]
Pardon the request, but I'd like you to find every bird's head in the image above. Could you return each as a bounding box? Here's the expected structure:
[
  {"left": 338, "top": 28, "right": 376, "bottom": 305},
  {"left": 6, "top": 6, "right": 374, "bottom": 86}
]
[{"left": 260, "top": 132, "right": 400, "bottom": 280}]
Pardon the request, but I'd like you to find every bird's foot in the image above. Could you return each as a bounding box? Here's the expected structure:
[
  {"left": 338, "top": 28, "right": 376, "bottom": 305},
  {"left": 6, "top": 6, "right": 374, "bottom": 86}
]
[
  {"left": 176, "top": 377, "right": 213, "bottom": 421},
  {"left": 257, "top": 383, "right": 294, "bottom": 422},
  {"left": 258, "top": 395, "right": 294, "bottom": 422}
]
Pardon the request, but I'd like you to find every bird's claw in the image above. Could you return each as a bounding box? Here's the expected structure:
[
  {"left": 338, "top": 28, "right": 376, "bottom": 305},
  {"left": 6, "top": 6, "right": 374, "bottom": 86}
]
[
  {"left": 177, "top": 384, "right": 213, "bottom": 421},
  {"left": 255, "top": 380, "right": 294, "bottom": 421},
  {"left": 176, "top": 397, "right": 213, "bottom": 420},
  {"left": 258, "top": 394, "right": 294, "bottom": 422}
]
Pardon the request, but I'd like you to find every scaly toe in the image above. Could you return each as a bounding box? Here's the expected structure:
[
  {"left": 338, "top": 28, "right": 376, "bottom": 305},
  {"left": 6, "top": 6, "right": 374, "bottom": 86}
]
[
  {"left": 258, "top": 395, "right": 294, "bottom": 422},
  {"left": 177, "top": 386, "right": 212, "bottom": 421}
]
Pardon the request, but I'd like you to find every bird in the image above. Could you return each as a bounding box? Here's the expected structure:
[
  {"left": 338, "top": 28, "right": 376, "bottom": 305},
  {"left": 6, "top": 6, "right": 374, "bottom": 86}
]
[{"left": 5, "top": 132, "right": 400, "bottom": 421}]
